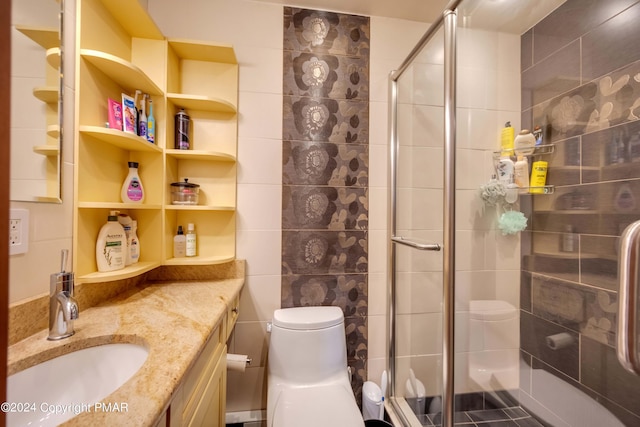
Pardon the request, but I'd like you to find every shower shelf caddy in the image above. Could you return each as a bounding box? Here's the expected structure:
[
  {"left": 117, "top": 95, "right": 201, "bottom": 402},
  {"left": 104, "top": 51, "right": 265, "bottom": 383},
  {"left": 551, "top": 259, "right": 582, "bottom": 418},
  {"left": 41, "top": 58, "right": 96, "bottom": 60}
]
[{"left": 492, "top": 143, "right": 555, "bottom": 195}]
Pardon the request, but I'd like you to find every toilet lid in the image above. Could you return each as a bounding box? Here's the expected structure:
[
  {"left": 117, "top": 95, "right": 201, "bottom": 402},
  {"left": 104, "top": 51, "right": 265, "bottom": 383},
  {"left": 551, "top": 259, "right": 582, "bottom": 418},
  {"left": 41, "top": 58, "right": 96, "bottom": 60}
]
[
  {"left": 273, "top": 306, "right": 344, "bottom": 330},
  {"left": 272, "top": 385, "right": 365, "bottom": 427}
]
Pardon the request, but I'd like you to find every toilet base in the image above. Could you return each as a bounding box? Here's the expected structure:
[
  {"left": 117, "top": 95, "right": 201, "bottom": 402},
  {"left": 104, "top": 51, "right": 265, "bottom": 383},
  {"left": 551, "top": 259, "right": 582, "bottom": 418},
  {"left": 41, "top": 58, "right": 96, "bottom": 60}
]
[{"left": 268, "top": 383, "right": 365, "bottom": 427}]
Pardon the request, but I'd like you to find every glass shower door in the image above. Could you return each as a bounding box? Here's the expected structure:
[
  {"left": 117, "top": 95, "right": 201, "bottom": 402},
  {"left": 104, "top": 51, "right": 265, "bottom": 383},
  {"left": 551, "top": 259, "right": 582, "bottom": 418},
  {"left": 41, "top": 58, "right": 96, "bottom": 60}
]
[{"left": 388, "top": 20, "right": 448, "bottom": 427}]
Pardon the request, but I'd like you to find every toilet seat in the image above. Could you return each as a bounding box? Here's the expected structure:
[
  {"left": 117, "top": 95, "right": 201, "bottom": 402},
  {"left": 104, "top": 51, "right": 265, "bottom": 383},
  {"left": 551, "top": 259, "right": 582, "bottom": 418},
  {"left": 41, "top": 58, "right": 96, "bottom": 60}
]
[{"left": 272, "top": 384, "right": 365, "bottom": 427}]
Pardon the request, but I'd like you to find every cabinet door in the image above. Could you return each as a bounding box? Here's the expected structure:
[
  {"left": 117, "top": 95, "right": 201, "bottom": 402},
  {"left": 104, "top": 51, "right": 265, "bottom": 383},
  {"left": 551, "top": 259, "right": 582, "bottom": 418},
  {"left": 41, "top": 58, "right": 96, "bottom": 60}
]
[{"left": 188, "top": 348, "right": 227, "bottom": 427}]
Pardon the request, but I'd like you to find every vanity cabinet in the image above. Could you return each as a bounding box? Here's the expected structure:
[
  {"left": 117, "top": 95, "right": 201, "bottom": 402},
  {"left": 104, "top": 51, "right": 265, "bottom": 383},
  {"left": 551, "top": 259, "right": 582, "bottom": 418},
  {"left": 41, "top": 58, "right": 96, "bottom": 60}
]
[
  {"left": 169, "top": 321, "right": 227, "bottom": 427},
  {"left": 74, "top": 0, "right": 237, "bottom": 282}
]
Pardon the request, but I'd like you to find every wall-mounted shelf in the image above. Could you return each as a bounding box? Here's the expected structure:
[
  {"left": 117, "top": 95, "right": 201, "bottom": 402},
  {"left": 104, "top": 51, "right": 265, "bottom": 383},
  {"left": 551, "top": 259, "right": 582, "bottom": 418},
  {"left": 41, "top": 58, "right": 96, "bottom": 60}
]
[
  {"left": 79, "top": 126, "right": 162, "bottom": 152},
  {"left": 33, "top": 86, "right": 58, "bottom": 103},
  {"left": 80, "top": 49, "right": 164, "bottom": 96},
  {"left": 74, "top": 0, "right": 238, "bottom": 281},
  {"left": 33, "top": 145, "right": 60, "bottom": 156}
]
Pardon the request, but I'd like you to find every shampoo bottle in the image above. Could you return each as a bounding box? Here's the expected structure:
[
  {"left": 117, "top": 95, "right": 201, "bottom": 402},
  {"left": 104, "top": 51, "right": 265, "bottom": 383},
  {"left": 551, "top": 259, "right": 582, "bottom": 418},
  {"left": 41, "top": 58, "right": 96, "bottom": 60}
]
[
  {"left": 186, "top": 223, "right": 197, "bottom": 257},
  {"left": 501, "top": 122, "right": 514, "bottom": 156},
  {"left": 529, "top": 160, "right": 548, "bottom": 194},
  {"left": 147, "top": 97, "right": 155, "bottom": 144},
  {"left": 173, "top": 225, "right": 186, "bottom": 258},
  {"left": 96, "top": 211, "right": 126, "bottom": 272},
  {"left": 121, "top": 162, "right": 145, "bottom": 203},
  {"left": 514, "top": 155, "right": 529, "bottom": 188}
]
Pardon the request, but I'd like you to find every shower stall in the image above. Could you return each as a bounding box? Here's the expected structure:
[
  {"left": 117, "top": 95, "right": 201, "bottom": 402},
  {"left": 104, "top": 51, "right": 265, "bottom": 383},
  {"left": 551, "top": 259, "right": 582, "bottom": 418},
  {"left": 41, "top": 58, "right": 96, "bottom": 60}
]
[{"left": 386, "top": 0, "right": 640, "bottom": 426}]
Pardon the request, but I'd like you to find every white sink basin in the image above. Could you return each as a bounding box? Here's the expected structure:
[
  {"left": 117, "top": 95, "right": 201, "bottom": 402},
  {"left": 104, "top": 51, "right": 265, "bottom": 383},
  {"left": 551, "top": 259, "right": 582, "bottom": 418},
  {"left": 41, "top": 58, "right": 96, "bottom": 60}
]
[{"left": 7, "top": 343, "right": 148, "bottom": 426}]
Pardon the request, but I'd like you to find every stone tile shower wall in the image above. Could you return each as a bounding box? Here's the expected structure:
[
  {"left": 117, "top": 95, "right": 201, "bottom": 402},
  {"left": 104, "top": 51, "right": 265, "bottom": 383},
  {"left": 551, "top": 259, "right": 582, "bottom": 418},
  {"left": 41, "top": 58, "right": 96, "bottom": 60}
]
[
  {"left": 281, "top": 8, "right": 370, "bottom": 400},
  {"left": 520, "top": 0, "right": 640, "bottom": 424}
]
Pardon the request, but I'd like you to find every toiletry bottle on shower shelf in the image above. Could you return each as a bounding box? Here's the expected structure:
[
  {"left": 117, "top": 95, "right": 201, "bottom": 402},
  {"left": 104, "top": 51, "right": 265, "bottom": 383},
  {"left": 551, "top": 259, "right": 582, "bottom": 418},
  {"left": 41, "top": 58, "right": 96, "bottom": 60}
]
[
  {"left": 497, "top": 155, "right": 515, "bottom": 186},
  {"left": 501, "top": 122, "right": 514, "bottom": 156},
  {"left": 529, "top": 160, "right": 548, "bottom": 194},
  {"left": 121, "top": 162, "right": 145, "bottom": 203},
  {"left": 514, "top": 129, "right": 536, "bottom": 156},
  {"left": 514, "top": 155, "right": 529, "bottom": 188}
]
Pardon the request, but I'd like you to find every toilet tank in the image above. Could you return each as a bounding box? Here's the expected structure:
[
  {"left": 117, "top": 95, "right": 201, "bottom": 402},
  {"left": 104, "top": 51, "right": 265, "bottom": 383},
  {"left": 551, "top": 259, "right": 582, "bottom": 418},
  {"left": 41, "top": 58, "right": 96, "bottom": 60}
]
[{"left": 268, "top": 306, "right": 348, "bottom": 384}]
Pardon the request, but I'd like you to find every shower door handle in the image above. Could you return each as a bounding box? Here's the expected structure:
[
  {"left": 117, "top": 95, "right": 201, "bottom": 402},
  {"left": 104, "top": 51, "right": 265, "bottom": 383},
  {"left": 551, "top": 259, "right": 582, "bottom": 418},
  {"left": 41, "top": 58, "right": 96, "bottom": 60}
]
[
  {"left": 617, "top": 220, "right": 640, "bottom": 375},
  {"left": 391, "top": 236, "right": 441, "bottom": 251}
]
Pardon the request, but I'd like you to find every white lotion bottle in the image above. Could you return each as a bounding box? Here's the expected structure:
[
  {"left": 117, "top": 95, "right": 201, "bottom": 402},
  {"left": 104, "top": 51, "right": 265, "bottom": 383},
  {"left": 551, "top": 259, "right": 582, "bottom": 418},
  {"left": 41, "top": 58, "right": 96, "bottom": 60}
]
[
  {"left": 186, "top": 223, "right": 197, "bottom": 257},
  {"left": 497, "top": 155, "right": 515, "bottom": 185},
  {"left": 174, "top": 225, "right": 186, "bottom": 258},
  {"left": 514, "top": 155, "right": 529, "bottom": 188},
  {"left": 117, "top": 213, "right": 133, "bottom": 266},
  {"left": 121, "top": 161, "right": 145, "bottom": 203},
  {"left": 96, "top": 211, "right": 127, "bottom": 272},
  {"left": 130, "top": 219, "right": 140, "bottom": 264}
]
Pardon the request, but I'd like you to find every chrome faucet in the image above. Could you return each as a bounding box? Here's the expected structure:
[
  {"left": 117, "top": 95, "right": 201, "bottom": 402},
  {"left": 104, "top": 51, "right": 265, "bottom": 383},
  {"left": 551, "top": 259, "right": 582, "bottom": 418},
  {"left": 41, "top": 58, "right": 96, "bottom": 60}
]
[{"left": 48, "top": 249, "right": 79, "bottom": 340}]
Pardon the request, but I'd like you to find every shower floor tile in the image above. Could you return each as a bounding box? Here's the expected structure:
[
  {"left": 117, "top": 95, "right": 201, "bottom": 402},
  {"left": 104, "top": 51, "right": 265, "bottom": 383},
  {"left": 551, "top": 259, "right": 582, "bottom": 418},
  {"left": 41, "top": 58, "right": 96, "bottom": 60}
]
[{"left": 419, "top": 406, "right": 542, "bottom": 427}]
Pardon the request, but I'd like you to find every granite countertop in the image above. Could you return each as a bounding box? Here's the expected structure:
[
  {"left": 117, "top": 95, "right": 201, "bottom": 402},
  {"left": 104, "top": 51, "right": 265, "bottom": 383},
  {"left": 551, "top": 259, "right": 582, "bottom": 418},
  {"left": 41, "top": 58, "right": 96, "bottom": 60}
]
[{"left": 7, "top": 275, "right": 244, "bottom": 426}]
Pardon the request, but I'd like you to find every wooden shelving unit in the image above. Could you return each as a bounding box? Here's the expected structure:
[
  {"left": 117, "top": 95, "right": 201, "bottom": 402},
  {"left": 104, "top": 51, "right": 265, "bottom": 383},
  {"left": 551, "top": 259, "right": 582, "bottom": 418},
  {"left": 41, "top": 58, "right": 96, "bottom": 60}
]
[{"left": 74, "top": 0, "right": 237, "bottom": 284}]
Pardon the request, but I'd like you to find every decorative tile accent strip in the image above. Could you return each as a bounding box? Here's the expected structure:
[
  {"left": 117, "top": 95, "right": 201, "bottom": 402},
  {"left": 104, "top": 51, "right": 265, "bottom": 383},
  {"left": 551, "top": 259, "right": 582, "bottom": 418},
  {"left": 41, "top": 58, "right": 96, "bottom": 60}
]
[{"left": 282, "top": 6, "right": 370, "bottom": 399}]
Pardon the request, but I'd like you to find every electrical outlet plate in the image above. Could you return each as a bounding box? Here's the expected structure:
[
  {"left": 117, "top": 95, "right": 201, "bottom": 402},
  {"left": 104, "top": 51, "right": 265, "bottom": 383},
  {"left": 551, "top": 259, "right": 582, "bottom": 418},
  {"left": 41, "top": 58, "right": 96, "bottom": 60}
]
[{"left": 9, "top": 209, "right": 29, "bottom": 255}]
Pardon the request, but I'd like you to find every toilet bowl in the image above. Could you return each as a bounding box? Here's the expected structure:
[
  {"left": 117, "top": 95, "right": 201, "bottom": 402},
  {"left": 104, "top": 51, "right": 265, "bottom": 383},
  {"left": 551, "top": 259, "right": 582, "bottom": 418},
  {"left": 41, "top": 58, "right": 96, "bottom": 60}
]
[
  {"left": 267, "top": 306, "right": 365, "bottom": 427},
  {"left": 468, "top": 300, "right": 519, "bottom": 391}
]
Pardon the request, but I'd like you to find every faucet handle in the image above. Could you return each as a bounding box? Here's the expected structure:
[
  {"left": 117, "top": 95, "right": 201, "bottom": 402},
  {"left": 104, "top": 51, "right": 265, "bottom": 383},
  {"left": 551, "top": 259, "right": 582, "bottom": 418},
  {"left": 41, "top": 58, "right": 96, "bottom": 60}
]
[{"left": 60, "top": 249, "right": 69, "bottom": 273}]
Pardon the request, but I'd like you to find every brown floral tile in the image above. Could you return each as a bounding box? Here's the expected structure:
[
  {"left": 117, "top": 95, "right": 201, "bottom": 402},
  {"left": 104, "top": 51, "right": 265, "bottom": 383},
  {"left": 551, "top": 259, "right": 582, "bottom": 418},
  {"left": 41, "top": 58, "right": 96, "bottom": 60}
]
[
  {"left": 532, "top": 60, "right": 640, "bottom": 144},
  {"left": 283, "top": 140, "right": 368, "bottom": 187},
  {"left": 281, "top": 274, "right": 368, "bottom": 317},
  {"left": 282, "top": 185, "right": 368, "bottom": 230},
  {"left": 531, "top": 276, "right": 617, "bottom": 346},
  {"left": 283, "top": 96, "right": 369, "bottom": 143},
  {"left": 283, "top": 51, "right": 369, "bottom": 100},
  {"left": 282, "top": 230, "right": 367, "bottom": 275},
  {"left": 283, "top": 7, "right": 370, "bottom": 57}
]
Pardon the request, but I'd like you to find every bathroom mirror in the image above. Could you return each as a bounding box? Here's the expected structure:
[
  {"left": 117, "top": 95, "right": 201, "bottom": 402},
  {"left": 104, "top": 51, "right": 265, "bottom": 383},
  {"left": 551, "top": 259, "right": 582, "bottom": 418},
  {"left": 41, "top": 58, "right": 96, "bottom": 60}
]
[{"left": 10, "top": 0, "right": 63, "bottom": 203}]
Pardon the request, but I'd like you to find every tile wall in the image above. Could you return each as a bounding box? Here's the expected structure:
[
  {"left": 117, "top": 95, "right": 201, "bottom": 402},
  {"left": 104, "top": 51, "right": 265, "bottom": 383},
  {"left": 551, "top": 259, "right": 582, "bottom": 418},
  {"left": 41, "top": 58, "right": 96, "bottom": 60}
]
[{"left": 520, "top": 0, "right": 640, "bottom": 424}]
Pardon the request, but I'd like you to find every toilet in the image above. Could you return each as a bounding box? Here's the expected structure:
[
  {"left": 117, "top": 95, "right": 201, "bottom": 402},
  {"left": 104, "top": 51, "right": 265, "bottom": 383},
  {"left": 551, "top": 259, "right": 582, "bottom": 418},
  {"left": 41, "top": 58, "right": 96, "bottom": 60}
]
[
  {"left": 267, "top": 306, "right": 365, "bottom": 427},
  {"left": 468, "top": 300, "right": 519, "bottom": 391}
]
